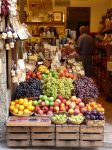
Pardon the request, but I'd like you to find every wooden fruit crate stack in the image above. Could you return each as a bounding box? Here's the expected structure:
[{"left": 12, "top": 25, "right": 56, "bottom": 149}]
[
  {"left": 31, "top": 125, "right": 55, "bottom": 147},
  {"left": 56, "top": 124, "right": 80, "bottom": 147},
  {"left": 7, "top": 127, "right": 31, "bottom": 147},
  {"left": 80, "top": 125, "right": 104, "bottom": 147}
]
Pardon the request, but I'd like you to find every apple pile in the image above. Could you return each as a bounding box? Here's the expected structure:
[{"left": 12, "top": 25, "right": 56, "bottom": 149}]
[
  {"left": 53, "top": 95, "right": 87, "bottom": 115},
  {"left": 59, "top": 69, "right": 77, "bottom": 80},
  {"left": 34, "top": 95, "right": 55, "bottom": 116},
  {"left": 26, "top": 71, "right": 42, "bottom": 80}
]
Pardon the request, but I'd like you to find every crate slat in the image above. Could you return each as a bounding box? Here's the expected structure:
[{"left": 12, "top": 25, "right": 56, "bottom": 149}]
[
  {"left": 31, "top": 140, "right": 55, "bottom": 146},
  {"left": 56, "top": 125, "right": 79, "bottom": 132},
  {"left": 31, "top": 133, "right": 55, "bottom": 139},
  {"left": 80, "top": 141, "right": 104, "bottom": 147},
  {"left": 7, "top": 127, "right": 30, "bottom": 132},
  {"left": 7, "top": 140, "right": 30, "bottom": 147},
  {"left": 80, "top": 134, "right": 104, "bottom": 141},
  {"left": 31, "top": 126, "right": 55, "bottom": 132},
  {"left": 7, "top": 133, "right": 30, "bottom": 140},
  {"left": 56, "top": 133, "right": 79, "bottom": 140},
  {"left": 56, "top": 140, "right": 79, "bottom": 147},
  {"left": 80, "top": 125, "right": 104, "bottom": 133}
]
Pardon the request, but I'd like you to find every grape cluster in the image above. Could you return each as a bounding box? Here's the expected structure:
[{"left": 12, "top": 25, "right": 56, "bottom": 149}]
[
  {"left": 15, "top": 78, "right": 43, "bottom": 98},
  {"left": 43, "top": 75, "right": 73, "bottom": 99},
  {"left": 73, "top": 76, "right": 99, "bottom": 100}
]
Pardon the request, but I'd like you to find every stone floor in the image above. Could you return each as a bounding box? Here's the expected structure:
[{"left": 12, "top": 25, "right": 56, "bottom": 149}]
[{"left": 1, "top": 94, "right": 112, "bottom": 150}]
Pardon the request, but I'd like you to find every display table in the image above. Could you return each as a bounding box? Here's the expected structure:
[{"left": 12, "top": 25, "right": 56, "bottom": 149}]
[{"left": 6, "top": 116, "right": 104, "bottom": 148}]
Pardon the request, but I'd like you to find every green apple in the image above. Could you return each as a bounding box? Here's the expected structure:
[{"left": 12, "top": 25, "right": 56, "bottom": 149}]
[
  {"left": 39, "top": 95, "right": 43, "bottom": 100},
  {"left": 45, "top": 100, "right": 49, "bottom": 106},
  {"left": 42, "top": 95, "right": 48, "bottom": 101},
  {"left": 38, "top": 99, "right": 42, "bottom": 104},
  {"left": 49, "top": 97, "right": 55, "bottom": 101},
  {"left": 32, "top": 100, "right": 38, "bottom": 106},
  {"left": 49, "top": 101, "right": 54, "bottom": 106}
]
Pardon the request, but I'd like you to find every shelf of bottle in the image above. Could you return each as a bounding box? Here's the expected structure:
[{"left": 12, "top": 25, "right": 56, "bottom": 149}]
[{"left": 25, "top": 21, "right": 65, "bottom": 26}]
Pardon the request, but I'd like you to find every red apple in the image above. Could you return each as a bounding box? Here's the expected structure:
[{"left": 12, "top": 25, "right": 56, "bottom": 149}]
[
  {"left": 35, "top": 106, "right": 41, "bottom": 112},
  {"left": 38, "top": 109, "right": 43, "bottom": 115},
  {"left": 74, "top": 108, "right": 80, "bottom": 115},
  {"left": 60, "top": 103, "right": 65, "bottom": 108},
  {"left": 76, "top": 98, "right": 82, "bottom": 104},
  {"left": 54, "top": 101, "right": 60, "bottom": 107},
  {"left": 40, "top": 101, "right": 46, "bottom": 107},
  {"left": 61, "top": 98, "right": 67, "bottom": 104},
  {"left": 49, "top": 106, "right": 54, "bottom": 111},
  {"left": 54, "top": 106, "right": 59, "bottom": 113},
  {"left": 60, "top": 107, "right": 66, "bottom": 112},
  {"left": 75, "top": 105, "right": 79, "bottom": 109},
  {"left": 47, "top": 110, "right": 53, "bottom": 116},
  {"left": 57, "top": 95, "right": 63, "bottom": 100},
  {"left": 69, "top": 102, "right": 76, "bottom": 109},
  {"left": 55, "top": 99, "right": 61, "bottom": 103},
  {"left": 66, "top": 101, "right": 71, "bottom": 106},
  {"left": 68, "top": 108, "right": 74, "bottom": 115},
  {"left": 79, "top": 102, "right": 85, "bottom": 108},
  {"left": 26, "top": 75, "right": 30, "bottom": 80},
  {"left": 42, "top": 106, "right": 48, "bottom": 113},
  {"left": 81, "top": 107, "right": 87, "bottom": 114},
  {"left": 65, "top": 106, "right": 69, "bottom": 111},
  {"left": 71, "top": 96, "right": 77, "bottom": 102}
]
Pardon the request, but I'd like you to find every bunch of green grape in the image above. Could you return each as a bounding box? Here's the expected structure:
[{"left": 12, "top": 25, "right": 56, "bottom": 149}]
[
  {"left": 57, "top": 78, "right": 74, "bottom": 99},
  {"left": 43, "top": 76, "right": 58, "bottom": 98}
]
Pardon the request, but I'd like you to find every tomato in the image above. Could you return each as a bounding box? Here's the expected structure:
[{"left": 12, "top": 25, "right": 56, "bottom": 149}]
[
  {"left": 27, "top": 70, "right": 33, "bottom": 76},
  {"left": 63, "top": 69, "right": 68, "bottom": 74},
  {"left": 36, "top": 71, "right": 41, "bottom": 77},
  {"left": 37, "top": 74, "right": 42, "bottom": 80},
  {"left": 59, "top": 72, "right": 65, "bottom": 77},
  {"left": 65, "top": 72, "right": 69, "bottom": 78},
  {"left": 32, "top": 73, "right": 36, "bottom": 78}
]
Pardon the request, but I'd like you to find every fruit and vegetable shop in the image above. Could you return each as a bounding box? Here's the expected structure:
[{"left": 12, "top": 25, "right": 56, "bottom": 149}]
[{"left": 0, "top": 0, "right": 112, "bottom": 149}]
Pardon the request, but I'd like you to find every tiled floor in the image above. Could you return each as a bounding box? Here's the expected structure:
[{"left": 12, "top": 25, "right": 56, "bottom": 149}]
[{"left": 0, "top": 95, "right": 112, "bottom": 150}]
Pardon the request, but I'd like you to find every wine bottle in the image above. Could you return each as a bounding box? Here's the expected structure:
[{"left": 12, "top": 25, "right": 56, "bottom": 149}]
[{"left": 66, "top": 29, "right": 71, "bottom": 42}]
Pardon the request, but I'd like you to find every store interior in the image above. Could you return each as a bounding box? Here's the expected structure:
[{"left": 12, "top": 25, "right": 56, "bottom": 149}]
[{"left": 0, "top": 0, "right": 112, "bottom": 149}]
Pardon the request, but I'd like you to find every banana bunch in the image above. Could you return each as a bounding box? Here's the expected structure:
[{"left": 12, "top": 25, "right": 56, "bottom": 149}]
[{"left": 38, "top": 65, "right": 49, "bottom": 74}]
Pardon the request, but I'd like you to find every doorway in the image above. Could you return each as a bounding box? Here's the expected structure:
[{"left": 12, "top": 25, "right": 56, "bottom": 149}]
[{"left": 67, "top": 7, "right": 90, "bottom": 40}]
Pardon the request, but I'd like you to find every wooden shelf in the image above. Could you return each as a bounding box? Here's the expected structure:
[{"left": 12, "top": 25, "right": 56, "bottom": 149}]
[{"left": 25, "top": 22, "right": 65, "bottom": 25}]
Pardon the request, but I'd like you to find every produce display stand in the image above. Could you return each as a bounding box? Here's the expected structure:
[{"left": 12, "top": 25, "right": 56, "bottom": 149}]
[{"left": 6, "top": 116, "right": 104, "bottom": 148}]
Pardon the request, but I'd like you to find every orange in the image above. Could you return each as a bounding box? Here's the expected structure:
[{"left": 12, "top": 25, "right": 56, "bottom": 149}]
[
  {"left": 10, "top": 101, "right": 15, "bottom": 106},
  {"left": 88, "top": 106, "right": 92, "bottom": 111},
  {"left": 96, "top": 107, "right": 101, "bottom": 112}
]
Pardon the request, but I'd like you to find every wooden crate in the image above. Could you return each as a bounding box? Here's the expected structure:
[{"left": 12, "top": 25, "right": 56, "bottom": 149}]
[
  {"left": 31, "top": 125, "right": 55, "bottom": 146},
  {"left": 86, "top": 119, "right": 105, "bottom": 126},
  {"left": 7, "top": 127, "right": 30, "bottom": 147},
  {"left": 80, "top": 125, "right": 104, "bottom": 147},
  {"left": 56, "top": 124, "right": 79, "bottom": 147}
]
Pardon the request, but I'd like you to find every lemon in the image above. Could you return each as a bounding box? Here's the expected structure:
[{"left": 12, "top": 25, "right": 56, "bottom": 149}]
[
  {"left": 9, "top": 105, "right": 15, "bottom": 111},
  {"left": 19, "top": 105, "right": 24, "bottom": 111},
  {"left": 15, "top": 104, "right": 20, "bottom": 109},
  {"left": 18, "top": 98, "right": 24, "bottom": 105},
  {"left": 15, "top": 100, "right": 18, "bottom": 104},
  {"left": 18, "top": 111, "right": 23, "bottom": 115},
  {"left": 23, "top": 109, "right": 29, "bottom": 114},
  {"left": 24, "top": 98, "right": 28, "bottom": 102},
  {"left": 10, "top": 101, "right": 15, "bottom": 106},
  {"left": 23, "top": 101, "right": 29, "bottom": 108},
  {"left": 28, "top": 100, "right": 32, "bottom": 106},
  {"left": 31, "top": 106, "right": 35, "bottom": 111},
  {"left": 27, "top": 105, "right": 32, "bottom": 111},
  {"left": 13, "top": 108, "right": 19, "bottom": 114}
]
